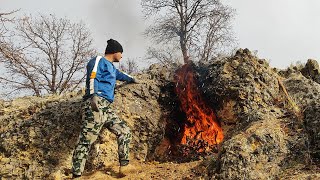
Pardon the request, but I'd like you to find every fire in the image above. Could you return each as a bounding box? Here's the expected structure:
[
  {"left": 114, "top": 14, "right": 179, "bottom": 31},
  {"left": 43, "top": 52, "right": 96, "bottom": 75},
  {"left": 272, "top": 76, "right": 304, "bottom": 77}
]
[{"left": 175, "top": 64, "right": 224, "bottom": 150}]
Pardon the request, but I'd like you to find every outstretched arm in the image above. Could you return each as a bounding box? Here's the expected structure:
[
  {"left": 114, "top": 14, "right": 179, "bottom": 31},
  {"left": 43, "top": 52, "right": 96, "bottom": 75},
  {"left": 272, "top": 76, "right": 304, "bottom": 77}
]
[{"left": 116, "top": 69, "right": 134, "bottom": 82}]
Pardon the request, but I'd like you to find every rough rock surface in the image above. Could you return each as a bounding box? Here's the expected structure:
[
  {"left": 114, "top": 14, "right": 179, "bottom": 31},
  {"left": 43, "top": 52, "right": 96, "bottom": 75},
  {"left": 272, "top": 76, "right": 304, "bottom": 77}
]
[
  {"left": 301, "top": 59, "right": 320, "bottom": 84},
  {"left": 217, "top": 117, "right": 288, "bottom": 179},
  {"left": 283, "top": 73, "right": 320, "bottom": 163},
  {"left": 196, "top": 49, "right": 319, "bottom": 179},
  {"left": 0, "top": 64, "right": 173, "bottom": 179},
  {"left": 304, "top": 102, "right": 320, "bottom": 161}
]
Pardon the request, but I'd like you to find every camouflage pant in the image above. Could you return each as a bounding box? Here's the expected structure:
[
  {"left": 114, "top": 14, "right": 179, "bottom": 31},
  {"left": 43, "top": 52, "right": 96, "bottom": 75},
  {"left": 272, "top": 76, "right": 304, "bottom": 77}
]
[{"left": 72, "top": 95, "right": 132, "bottom": 176}]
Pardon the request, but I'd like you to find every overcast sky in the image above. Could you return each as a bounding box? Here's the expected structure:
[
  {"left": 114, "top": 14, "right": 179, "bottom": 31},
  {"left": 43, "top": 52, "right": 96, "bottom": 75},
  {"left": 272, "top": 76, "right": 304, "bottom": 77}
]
[{"left": 1, "top": 0, "right": 320, "bottom": 69}]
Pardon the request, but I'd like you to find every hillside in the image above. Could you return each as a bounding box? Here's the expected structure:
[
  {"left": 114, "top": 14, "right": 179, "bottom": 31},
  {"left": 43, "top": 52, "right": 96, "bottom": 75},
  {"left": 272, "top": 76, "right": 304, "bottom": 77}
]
[{"left": 0, "top": 49, "right": 319, "bottom": 179}]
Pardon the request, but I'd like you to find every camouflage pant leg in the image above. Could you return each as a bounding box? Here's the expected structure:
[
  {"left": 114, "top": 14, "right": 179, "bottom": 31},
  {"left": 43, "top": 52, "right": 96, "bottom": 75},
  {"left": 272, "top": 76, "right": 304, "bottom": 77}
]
[
  {"left": 104, "top": 107, "right": 132, "bottom": 166},
  {"left": 72, "top": 96, "right": 132, "bottom": 175},
  {"left": 71, "top": 96, "right": 110, "bottom": 175}
]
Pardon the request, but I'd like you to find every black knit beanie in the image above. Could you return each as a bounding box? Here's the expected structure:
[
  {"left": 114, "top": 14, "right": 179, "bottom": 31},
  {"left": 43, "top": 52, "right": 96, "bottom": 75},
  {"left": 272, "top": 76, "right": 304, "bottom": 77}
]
[{"left": 105, "top": 39, "right": 123, "bottom": 54}]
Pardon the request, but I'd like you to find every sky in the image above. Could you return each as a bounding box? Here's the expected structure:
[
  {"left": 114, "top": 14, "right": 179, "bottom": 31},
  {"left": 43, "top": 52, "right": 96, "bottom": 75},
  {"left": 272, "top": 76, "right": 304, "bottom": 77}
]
[
  {"left": 1, "top": 0, "right": 320, "bottom": 69},
  {"left": 224, "top": 0, "right": 320, "bottom": 68}
]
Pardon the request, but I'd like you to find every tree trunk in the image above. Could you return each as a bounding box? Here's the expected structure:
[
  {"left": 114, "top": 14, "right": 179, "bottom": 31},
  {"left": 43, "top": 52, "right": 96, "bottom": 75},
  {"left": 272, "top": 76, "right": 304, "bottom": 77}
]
[{"left": 180, "top": 31, "right": 189, "bottom": 64}]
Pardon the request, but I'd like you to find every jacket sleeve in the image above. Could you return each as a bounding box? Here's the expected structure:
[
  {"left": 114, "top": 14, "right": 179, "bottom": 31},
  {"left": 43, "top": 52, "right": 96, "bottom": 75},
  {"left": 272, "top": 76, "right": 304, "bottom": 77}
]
[{"left": 116, "top": 69, "right": 134, "bottom": 82}]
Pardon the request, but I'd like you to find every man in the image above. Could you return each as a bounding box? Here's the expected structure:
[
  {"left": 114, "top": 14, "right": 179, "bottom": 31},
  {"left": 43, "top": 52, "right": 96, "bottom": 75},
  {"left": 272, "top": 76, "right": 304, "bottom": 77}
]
[{"left": 71, "top": 39, "right": 137, "bottom": 178}]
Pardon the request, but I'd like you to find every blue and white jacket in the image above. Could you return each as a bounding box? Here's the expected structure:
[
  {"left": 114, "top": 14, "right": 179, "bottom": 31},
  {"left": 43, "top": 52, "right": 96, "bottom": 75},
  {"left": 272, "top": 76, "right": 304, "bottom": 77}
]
[{"left": 84, "top": 56, "right": 134, "bottom": 102}]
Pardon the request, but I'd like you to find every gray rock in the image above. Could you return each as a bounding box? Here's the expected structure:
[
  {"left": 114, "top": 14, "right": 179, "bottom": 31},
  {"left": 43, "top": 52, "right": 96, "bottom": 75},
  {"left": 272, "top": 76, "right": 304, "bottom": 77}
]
[
  {"left": 301, "top": 59, "right": 320, "bottom": 84},
  {"left": 216, "top": 117, "right": 288, "bottom": 180},
  {"left": 304, "top": 102, "right": 320, "bottom": 160}
]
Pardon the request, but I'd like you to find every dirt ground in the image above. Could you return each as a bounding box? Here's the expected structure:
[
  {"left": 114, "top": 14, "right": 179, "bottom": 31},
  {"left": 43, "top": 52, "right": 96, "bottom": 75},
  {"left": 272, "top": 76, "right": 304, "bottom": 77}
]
[{"left": 59, "top": 160, "right": 207, "bottom": 180}]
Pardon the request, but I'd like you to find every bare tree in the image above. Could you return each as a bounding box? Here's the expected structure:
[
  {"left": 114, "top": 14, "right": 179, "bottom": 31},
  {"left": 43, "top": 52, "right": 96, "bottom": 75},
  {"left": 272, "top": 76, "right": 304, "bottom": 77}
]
[
  {"left": 142, "top": 0, "right": 235, "bottom": 63},
  {"left": 0, "top": 10, "right": 17, "bottom": 42},
  {"left": 0, "top": 14, "right": 96, "bottom": 96},
  {"left": 0, "top": 11, "right": 14, "bottom": 30},
  {"left": 119, "top": 58, "right": 139, "bottom": 74}
]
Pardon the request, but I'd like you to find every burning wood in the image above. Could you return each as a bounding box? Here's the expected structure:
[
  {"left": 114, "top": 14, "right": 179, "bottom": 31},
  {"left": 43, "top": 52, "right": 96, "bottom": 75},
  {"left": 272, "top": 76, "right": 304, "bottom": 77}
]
[{"left": 174, "top": 63, "right": 223, "bottom": 154}]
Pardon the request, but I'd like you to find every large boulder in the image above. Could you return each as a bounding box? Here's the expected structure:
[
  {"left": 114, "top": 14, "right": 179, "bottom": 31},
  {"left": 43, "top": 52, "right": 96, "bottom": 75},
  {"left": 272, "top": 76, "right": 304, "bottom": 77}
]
[
  {"left": 217, "top": 117, "right": 288, "bottom": 179},
  {"left": 197, "top": 49, "right": 283, "bottom": 132},
  {"left": 196, "top": 49, "right": 319, "bottom": 179}
]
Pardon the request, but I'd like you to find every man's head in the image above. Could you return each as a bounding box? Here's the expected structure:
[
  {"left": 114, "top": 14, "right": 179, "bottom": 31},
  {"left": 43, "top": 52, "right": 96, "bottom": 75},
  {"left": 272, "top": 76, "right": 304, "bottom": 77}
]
[{"left": 105, "top": 39, "right": 123, "bottom": 62}]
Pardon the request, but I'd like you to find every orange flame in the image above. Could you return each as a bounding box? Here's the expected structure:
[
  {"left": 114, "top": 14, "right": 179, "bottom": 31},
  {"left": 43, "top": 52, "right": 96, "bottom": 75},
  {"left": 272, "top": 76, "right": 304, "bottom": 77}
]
[{"left": 175, "top": 64, "right": 223, "bottom": 148}]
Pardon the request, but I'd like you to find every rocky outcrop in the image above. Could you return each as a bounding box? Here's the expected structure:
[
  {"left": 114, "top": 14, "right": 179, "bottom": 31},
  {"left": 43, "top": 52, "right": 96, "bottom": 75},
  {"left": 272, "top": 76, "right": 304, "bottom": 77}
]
[
  {"left": 0, "top": 64, "right": 173, "bottom": 179},
  {"left": 217, "top": 117, "right": 288, "bottom": 179},
  {"left": 0, "top": 95, "right": 84, "bottom": 179},
  {"left": 282, "top": 61, "right": 320, "bottom": 162},
  {"left": 196, "top": 49, "right": 319, "bottom": 179},
  {"left": 301, "top": 59, "right": 320, "bottom": 84},
  {"left": 0, "top": 49, "right": 319, "bottom": 179},
  {"left": 197, "top": 48, "right": 281, "bottom": 127}
]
